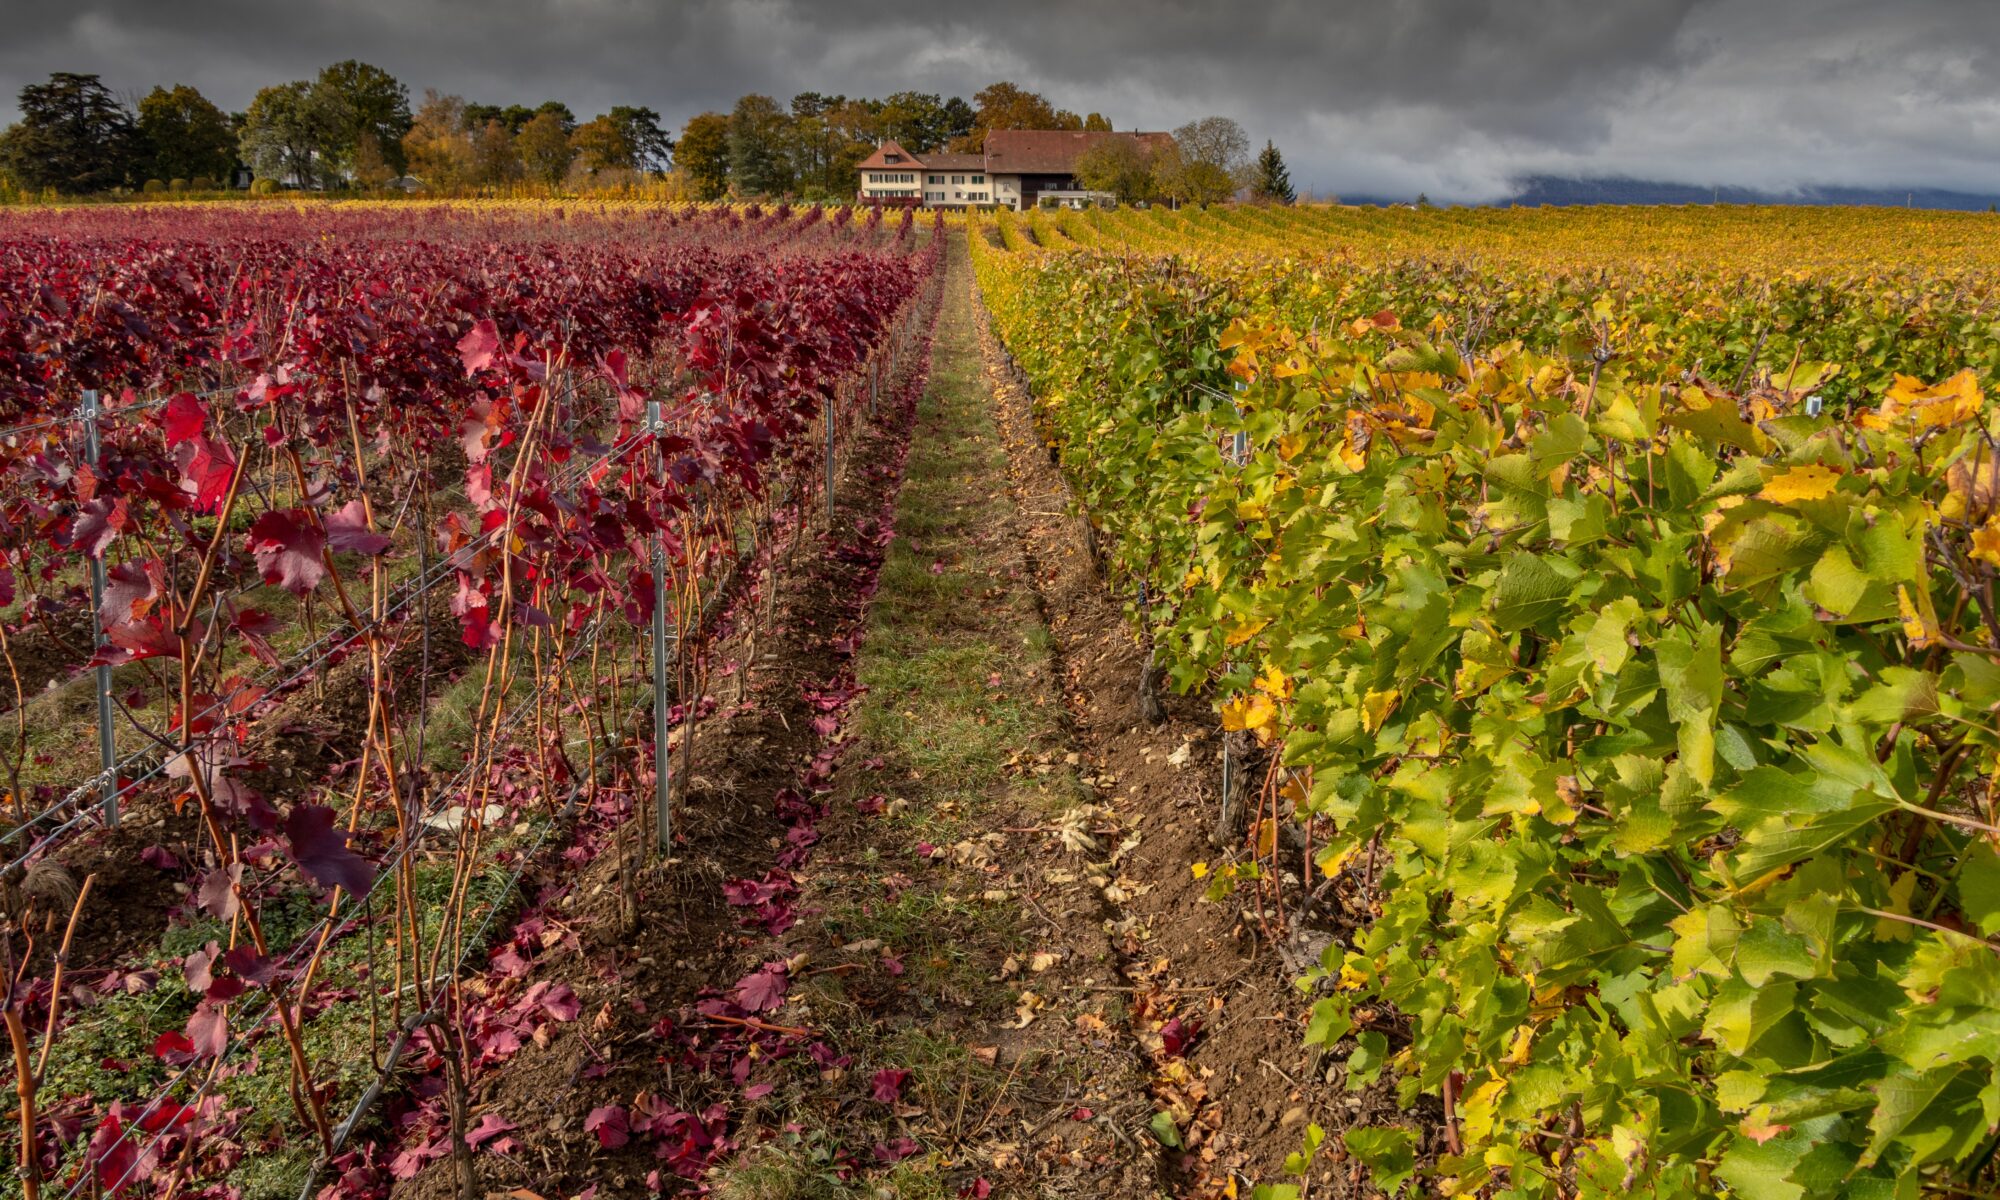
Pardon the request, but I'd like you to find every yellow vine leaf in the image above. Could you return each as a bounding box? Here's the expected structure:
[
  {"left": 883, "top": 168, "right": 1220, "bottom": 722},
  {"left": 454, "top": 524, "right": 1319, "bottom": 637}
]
[
  {"left": 1361, "top": 687, "right": 1401, "bottom": 733},
  {"left": 1757, "top": 465, "right": 1843, "bottom": 504},
  {"left": 1221, "top": 693, "right": 1276, "bottom": 733},
  {"left": 1223, "top": 616, "right": 1270, "bottom": 646},
  {"left": 1872, "top": 871, "right": 1918, "bottom": 943},
  {"left": 1897, "top": 585, "right": 1942, "bottom": 649},
  {"left": 1973, "top": 523, "right": 2000, "bottom": 567},
  {"left": 1255, "top": 661, "right": 1293, "bottom": 700},
  {"left": 1862, "top": 368, "right": 1985, "bottom": 430}
]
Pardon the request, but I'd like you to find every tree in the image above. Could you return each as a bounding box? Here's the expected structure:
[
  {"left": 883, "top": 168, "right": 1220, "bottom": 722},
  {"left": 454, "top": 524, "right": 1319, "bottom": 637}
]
[
  {"left": 352, "top": 131, "right": 395, "bottom": 189},
  {"left": 953, "top": 82, "right": 1067, "bottom": 152},
  {"left": 1172, "top": 116, "right": 1249, "bottom": 206},
  {"left": 240, "top": 81, "right": 336, "bottom": 188},
  {"left": 1073, "top": 137, "right": 1155, "bottom": 203},
  {"left": 789, "top": 91, "right": 842, "bottom": 120},
  {"left": 1083, "top": 112, "right": 1113, "bottom": 132},
  {"left": 470, "top": 119, "right": 519, "bottom": 187},
  {"left": 608, "top": 106, "right": 673, "bottom": 173},
  {"left": 399, "top": 90, "right": 474, "bottom": 190},
  {"left": 570, "top": 115, "right": 629, "bottom": 172},
  {"left": 516, "top": 111, "right": 574, "bottom": 187},
  {"left": 0, "top": 73, "right": 139, "bottom": 193},
  {"left": 878, "top": 91, "right": 947, "bottom": 151},
  {"left": 535, "top": 101, "right": 577, "bottom": 132},
  {"left": 938, "top": 97, "right": 976, "bottom": 145},
  {"left": 464, "top": 103, "right": 550, "bottom": 134},
  {"left": 727, "top": 93, "right": 792, "bottom": 196},
  {"left": 313, "top": 60, "right": 411, "bottom": 177},
  {"left": 676, "top": 112, "right": 731, "bottom": 200},
  {"left": 568, "top": 107, "right": 672, "bottom": 175},
  {"left": 1150, "top": 139, "right": 1189, "bottom": 207},
  {"left": 1250, "top": 140, "right": 1294, "bottom": 204},
  {"left": 137, "top": 84, "right": 236, "bottom": 185}
]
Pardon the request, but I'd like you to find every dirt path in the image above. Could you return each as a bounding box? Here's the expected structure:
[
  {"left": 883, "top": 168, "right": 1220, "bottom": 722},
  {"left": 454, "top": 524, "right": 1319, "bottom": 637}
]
[
  {"left": 705, "top": 238, "right": 1162, "bottom": 1198},
  {"left": 970, "top": 261, "right": 1414, "bottom": 1198}
]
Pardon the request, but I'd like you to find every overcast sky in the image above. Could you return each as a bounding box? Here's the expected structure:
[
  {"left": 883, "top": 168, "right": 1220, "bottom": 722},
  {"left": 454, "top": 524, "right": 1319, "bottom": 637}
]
[{"left": 3, "top": 0, "right": 1997, "bottom": 201}]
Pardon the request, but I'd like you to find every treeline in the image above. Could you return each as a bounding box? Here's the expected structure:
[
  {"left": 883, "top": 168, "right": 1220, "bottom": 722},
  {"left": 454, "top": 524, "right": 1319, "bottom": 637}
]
[
  {"left": 0, "top": 65, "right": 673, "bottom": 196},
  {"left": 676, "top": 83, "right": 1119, "bottom": 200},
  {"left": 0, "top": 66, "right": 1294, "bottom": 204}
]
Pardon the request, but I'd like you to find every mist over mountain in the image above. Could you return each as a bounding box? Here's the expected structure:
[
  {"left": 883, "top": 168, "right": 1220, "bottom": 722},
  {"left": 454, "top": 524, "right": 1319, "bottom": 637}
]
[{"left": 1341, "top": 176, "right": 2000, "bottom": 211}]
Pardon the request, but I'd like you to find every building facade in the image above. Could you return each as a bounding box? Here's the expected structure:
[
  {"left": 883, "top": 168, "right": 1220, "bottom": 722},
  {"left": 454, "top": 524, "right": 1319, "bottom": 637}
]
[{"left": 857, "top": 130, "right": 1173, "bottom": 211}]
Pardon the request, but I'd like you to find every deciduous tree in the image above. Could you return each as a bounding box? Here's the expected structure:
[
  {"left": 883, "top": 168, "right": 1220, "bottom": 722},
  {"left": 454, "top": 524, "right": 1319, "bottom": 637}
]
[
  {"left": 953, "top": 82, "right": 1077, "bottom": 152},
  {"left": 137, "top": 84, "right": 237, "bottom": 185},
  {"left": 676, "top": 112, "right": 731, "bottom": 200},
  {"left": 569, "top": 114, "right": 628, "bottom": 172},
  {"left": 516, "top": 111, "right": 575, "bottom": 187},
  {"left": 1172, "top": 115, "right": 1249, "bottom": 206},
  {"left": 1074, "top": 137, "right": 1155, "bottom": 203},
  {"left": 399, "top": 90, "right": 474, "bottom": 190},
  {"left": 241, "top": 81, "right": 335, "bottom": 189},
  {"left": 313, "top": 60, "right": 411, "bottom": 176},
  {"left": 470, "top": 119, "right": 519, "bottom": 187}
]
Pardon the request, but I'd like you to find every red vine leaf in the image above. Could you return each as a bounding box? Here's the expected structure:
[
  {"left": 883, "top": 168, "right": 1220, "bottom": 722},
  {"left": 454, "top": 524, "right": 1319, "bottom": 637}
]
[
  {"left": 325, "top": 499, "right": 392, "bottom": 555},
  {"left": 458, "top": 319, "right": 502, "bottom": 376},
  {"left": 283, "top": 802, "right": 377, "bottom": 895},
  {"left": 583, "top": 1105, "right": 629, "bottom": 1149},
  {"left": 734, "top": 965, "right": 788, "bottom": 1014},
  {"left": 248, "top": 509, "right": 327, "bottom": 595},
  {"left": 161, "top": 392, "right": 206, "bottom": 445}
]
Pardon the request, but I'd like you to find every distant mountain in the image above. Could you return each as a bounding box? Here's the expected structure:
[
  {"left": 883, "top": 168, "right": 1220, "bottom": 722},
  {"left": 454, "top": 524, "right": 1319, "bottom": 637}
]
[{"left": 1340, "top": 176, "right": 2000, "bottom": 211}]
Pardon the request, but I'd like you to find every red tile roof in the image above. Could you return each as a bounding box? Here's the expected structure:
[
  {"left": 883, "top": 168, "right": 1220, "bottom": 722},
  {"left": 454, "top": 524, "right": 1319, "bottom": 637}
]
[
  {"left": 858, "top": 132, "right": 1173, "bottom": 178},
  {"left": 982, "top": 130, "right": 1174, "bottom": 175},
  {"left": 857, "top": 140, "right": 920, "bottom": 171},
  {"left": 915, "top": 153, "right": 988, "bottom": 171},
  {"left": 857, "top": 142, "right": 990, "bottom": 173}
]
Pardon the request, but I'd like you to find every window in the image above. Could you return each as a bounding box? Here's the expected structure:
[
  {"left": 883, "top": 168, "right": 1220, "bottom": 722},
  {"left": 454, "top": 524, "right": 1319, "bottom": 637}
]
[
  {"left": 928, "top": 174, "right": 942, "bottom": 183},
  {"left": 972, "top": 174, "right": 985, "bottom": 184},
  {"left": 950, "top": 175, "right": 963, "bottom": 185}
]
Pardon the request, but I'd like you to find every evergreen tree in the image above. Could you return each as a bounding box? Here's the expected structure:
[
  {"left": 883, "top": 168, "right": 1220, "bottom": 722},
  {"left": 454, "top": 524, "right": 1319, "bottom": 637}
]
[
  {"left": 726, "top": 94, "right": 792, "bottom": 196},
  {"left": 0, "top": 73, "right": 139, "bottom": 193},
  {"left": 1251, "top": 140, "right": 1294, "bottom": 204}
]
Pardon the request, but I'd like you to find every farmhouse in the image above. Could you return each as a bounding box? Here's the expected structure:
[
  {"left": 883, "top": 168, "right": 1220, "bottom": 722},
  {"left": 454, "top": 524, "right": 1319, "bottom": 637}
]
[{"left": 857, "top": 129, "right": 1174, "bottom": 210}]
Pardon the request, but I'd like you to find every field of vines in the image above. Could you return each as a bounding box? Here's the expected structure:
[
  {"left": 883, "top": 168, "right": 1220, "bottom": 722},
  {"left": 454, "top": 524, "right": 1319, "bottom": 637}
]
[
  {"left": 0, "top": 199, "right": 940, "bottom": 1197},
  {"left": 974, "top": 203, "right": 2000, "bottom": 1198}
]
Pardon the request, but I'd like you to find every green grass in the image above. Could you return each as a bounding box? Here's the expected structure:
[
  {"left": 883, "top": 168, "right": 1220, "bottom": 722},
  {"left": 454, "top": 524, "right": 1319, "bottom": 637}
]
[{"left": 710, "top": 242, "right": 1090, "bottom": 1200}]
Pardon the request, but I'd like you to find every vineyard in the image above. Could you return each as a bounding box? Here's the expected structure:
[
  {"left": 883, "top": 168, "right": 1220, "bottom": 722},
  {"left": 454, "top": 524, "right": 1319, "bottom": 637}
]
[
  {"left": 5, "top": 195, "right": 2000, "bottom": 1200},
  {"left": 0, "top": 200, "right": 944, "bottom": 1197},
  {"left": 972, "top": 202, "right": 2000, "bottom": 1199}
]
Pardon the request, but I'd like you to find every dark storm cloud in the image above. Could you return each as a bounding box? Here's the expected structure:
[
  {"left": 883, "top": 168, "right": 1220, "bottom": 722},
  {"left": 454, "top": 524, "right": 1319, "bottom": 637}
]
[{"left": 4, "top": 0, "right": 1999, "bottom": 200}]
